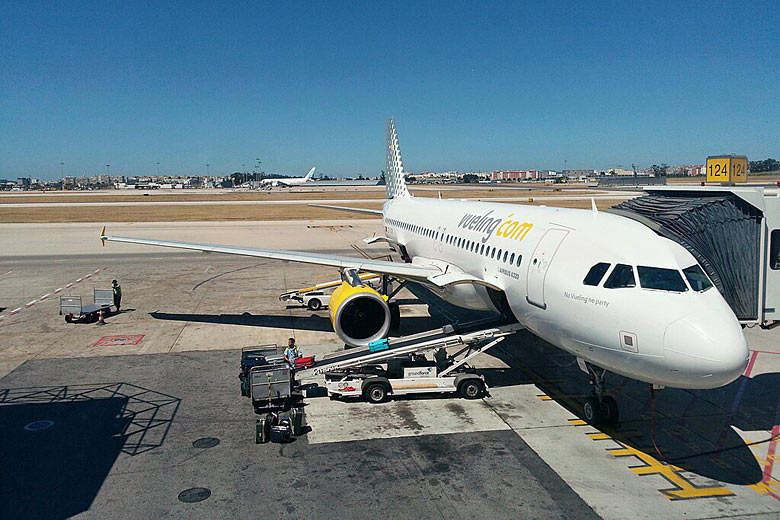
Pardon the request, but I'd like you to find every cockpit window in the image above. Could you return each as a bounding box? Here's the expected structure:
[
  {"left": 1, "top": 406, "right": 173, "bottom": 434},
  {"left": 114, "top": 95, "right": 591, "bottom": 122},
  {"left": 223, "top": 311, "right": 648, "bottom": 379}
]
[
  {"left": 683, "top": 265, "right": 713, "bottom": 292},
  {"left": 604, "top": 264, "right": 636, "bottom": 289},
  {"left": 637, "top": 266, "right": 688, "bottom": 292},
  {"left": 583, "top": 262, "right": 610, "bottom": 286}
]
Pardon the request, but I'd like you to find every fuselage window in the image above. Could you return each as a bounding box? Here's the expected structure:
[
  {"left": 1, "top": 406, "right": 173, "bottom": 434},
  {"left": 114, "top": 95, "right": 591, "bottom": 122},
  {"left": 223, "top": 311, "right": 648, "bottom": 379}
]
[
  {"left": 638, "top": 266, "right": 688, "bottom": 292},
  {"left": 480, "top": 243, "right": 485, "bottom": 255},
  {"left": 583, "top": 262, "right": 610, "bottom": 286},
  {"left": 516, "top": 254, "right": 522, "bottom": 267},
  {"left": 497, "top": 249, "right": 502, "bottom": 261},
  {"left": 503, "top": 251, "right": 508, "bottom": 263},
  {"left": 682, "top": 265, "right": 713, "bottom": 292},
  {"left": 491, "top": 247, "right": 496, "bottom": 259},
  {"left": 604, "top": 264, "right": 636, "bottom": 289},
  {"left": 510, "top": 252, "right": 515, "bottom": 265}
]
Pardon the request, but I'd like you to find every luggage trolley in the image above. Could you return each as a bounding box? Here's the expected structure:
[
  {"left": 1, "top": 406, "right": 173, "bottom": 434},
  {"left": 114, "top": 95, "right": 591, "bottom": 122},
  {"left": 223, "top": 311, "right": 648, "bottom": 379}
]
[{"left": 60, "top": 288, "right": 114, "bottom": 323}]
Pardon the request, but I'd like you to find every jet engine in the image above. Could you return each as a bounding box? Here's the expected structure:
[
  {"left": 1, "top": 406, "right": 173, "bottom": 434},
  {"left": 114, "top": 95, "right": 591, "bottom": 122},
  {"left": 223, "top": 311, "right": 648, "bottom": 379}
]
[{"left": 329, "top": 282, "right": 391, "bottom": 347}]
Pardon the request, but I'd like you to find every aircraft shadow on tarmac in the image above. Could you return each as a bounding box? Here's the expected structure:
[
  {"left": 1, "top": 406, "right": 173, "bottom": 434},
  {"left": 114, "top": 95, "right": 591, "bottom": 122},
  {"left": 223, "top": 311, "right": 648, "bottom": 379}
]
[
  {"left": 149, "top": 311, "right": 455, "bottom": 337},
  {"left": 0, "top": 382, "right": 180, "bottom": 519},
  {"left": 481, "top": 330, "right": 779, "bottom": 487}
]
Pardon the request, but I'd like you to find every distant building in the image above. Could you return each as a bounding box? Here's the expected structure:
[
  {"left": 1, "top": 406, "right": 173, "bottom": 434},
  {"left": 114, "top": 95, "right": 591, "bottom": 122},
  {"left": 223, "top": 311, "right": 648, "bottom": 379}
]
[
  {"left": 607, "top": 168, "right": 634, "bottom": 176},
  {"left": 16, "top": 177, "right": 31, "bottom": 187},
  {"left": 681, "top": 164, "right": 705, "bottom": 176},
  {"left": 491, "top": 170, "right": 540, "bottom": 181}
]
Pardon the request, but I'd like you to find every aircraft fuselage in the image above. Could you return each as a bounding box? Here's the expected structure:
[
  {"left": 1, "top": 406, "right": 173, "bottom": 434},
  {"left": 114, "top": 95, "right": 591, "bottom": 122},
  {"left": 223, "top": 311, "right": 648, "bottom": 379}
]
[{"left": 383, "top": 196, "right": 749, "bottom": 389}]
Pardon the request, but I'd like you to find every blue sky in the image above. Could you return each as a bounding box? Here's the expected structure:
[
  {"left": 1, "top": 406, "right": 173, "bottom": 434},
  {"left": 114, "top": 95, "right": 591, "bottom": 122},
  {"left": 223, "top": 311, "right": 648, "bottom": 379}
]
[{"left": 1, "top": 1, "right": 777, "bottom": 180}]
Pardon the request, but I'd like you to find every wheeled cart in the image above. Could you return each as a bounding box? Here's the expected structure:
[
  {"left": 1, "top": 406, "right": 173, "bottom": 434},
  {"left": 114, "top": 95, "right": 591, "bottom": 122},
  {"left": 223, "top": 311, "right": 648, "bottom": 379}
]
[{"left": 60, "top": 289, "right": 114, "bottom": 323}]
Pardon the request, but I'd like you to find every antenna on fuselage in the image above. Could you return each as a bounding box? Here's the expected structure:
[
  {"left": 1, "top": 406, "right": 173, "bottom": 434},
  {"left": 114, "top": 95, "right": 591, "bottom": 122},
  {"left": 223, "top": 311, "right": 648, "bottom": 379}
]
[{"left": 591, "top": 197, "right": 598, "bottom": 214}]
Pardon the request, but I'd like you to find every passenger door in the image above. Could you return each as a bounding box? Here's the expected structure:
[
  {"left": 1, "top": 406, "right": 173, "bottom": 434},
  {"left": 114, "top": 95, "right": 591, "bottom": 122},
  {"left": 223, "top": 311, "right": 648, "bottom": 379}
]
[{"left": 526, "top": 229, "right": 569, "bottom": 309}]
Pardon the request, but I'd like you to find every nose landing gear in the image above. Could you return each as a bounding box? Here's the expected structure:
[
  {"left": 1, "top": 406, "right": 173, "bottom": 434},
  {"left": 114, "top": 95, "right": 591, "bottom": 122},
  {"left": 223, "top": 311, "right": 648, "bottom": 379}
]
[{"left": 582, "top": 363, "right": 619, "bottom": 426}]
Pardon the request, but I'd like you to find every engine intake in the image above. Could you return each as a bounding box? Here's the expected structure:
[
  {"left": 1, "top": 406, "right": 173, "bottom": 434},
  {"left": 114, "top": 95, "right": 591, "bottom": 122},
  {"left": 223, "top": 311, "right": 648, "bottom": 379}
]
[{"left": 329, "top": 282, "right": 391, "bottom": 347}]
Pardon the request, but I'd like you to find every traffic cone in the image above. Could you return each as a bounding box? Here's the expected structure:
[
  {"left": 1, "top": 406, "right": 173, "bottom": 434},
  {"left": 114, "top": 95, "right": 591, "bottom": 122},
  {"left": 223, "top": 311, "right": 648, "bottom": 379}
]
[{"left": 97, "top": 308, "right": 105, "bottom": 325}]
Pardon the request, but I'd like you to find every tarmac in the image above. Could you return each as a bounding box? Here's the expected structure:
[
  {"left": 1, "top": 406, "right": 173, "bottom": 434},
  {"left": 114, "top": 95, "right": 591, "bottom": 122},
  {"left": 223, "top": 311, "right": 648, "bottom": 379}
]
[{"left": 2, "top": 213, "right": 780, "bottom": 519}]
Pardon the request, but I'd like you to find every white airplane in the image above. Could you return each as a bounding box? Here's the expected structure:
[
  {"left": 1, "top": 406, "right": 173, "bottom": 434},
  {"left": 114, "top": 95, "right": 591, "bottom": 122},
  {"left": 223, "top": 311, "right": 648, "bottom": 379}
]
[
  {"left": 101, "top": 118, "right": 749, "bottom": 424},
  {"left": 258, "top": 167, "right": 317, "bottom": 188}
]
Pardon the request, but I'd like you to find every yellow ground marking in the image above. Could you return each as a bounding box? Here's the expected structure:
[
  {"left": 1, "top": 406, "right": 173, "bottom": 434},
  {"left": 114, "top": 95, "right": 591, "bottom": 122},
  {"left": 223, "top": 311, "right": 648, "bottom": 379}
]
[
  {"left": 568, "top": 418, "right": 587, "bottom": 425},
  {"left": 748, "top": 479, "right": 780, "bottom": 496},
  {"left": 608, "top": 444, "right": 734, "bottom": 500}
]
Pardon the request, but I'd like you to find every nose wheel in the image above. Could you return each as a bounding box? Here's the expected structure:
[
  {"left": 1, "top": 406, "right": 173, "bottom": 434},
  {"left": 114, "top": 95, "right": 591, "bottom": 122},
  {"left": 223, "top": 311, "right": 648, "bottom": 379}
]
[{"left": 583, "top": 363, "right": 619, "bottom": 426}]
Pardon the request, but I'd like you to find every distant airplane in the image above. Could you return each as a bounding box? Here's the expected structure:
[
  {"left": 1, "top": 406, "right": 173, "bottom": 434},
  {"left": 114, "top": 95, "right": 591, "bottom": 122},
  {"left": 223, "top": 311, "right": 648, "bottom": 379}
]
[
  {"left": 258, "top": 167, "right": 316, "bottom": 188},
  {"left": 102, "top": 118, "right": 749, "bottom": 425}
]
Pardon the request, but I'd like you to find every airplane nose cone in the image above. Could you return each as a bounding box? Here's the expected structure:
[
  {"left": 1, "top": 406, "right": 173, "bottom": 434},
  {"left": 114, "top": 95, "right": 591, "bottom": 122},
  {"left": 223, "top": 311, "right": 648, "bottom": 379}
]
[{"left": 663, "top": 310, "right": 749, "bottom": 388}]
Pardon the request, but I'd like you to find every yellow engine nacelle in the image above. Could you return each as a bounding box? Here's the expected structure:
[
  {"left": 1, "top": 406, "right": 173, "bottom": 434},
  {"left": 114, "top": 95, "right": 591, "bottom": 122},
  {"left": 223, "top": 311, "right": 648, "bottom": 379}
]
[{"left": 329, "top": 282, "right": 391, "bottom": 347}]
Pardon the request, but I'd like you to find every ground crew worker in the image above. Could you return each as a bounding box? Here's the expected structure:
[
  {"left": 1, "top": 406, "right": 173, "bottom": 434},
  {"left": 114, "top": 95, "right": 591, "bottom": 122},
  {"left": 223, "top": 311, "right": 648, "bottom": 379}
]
[
  {"left": 112, "top": 279, "right": 122, "bottom": 312},
  {"left": 283, "top": 337, "right": 301, "bottom": 369}
]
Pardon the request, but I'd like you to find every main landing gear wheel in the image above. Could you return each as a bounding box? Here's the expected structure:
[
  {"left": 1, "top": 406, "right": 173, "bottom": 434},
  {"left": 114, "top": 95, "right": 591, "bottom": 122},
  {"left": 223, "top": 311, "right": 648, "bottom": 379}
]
[{"left": 307, "top": 298, "right": 322, "bottom": 311}]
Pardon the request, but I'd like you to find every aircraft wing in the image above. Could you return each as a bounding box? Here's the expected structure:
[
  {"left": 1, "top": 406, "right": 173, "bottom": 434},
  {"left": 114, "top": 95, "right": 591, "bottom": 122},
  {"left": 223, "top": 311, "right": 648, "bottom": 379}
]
[
  {"left": 100, "top": 230, "right": 440, "bottom": 282},
  {"left": 309, "top": 203, "right": 384, "bottom": 216}
]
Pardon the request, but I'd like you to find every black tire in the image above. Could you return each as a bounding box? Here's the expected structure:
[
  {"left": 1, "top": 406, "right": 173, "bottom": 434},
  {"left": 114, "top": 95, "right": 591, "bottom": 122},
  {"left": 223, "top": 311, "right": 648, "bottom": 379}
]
[
  {"left": 459, "top": 379, "right": 485, "bottom": 400},
  {"left": 583, "top": 396, "right": 602, "bottom": 424},
  {"left": 307, "top": 298, "right": 322, "bottom": 311},
  {"left": 600, "top": 395, "right": 619, "bottom": 425},
  {"left": 364, "top": 383, "right": 388, "bottom": 404},
  {"left": 65, "top": 314, "right": 72, "bottom": 323}
]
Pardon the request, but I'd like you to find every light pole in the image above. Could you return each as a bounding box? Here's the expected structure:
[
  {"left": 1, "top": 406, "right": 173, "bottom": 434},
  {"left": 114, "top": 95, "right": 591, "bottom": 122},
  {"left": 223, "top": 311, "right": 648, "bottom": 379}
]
[
  {"left": 60, "top": 162, "right": 64, "bottom": 189},
  {"left": 206, "top": 163, "right": 210, "bottom": 177},
  {"left": 156, "top": 162, "right": 160, "bottom": 176},
  {"left": 106, "top": 165, "right": 110, "bottom": 180}
]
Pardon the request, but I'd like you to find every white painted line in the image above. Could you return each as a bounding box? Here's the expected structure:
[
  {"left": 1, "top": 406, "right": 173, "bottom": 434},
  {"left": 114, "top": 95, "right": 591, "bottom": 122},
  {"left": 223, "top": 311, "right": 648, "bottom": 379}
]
[
  {"left": 75, "top": 278, "right": 83, "bottom": 283},
  {"left": 54, "top": 287, "right": 63, "bottom": 293},
  {"left": 40, "top": 293, "right": 50, "bottom": 300},
  {"left": 0, "top": 315, "right": 5, "bottom": 320},
  {"left": 25, "top": 300, "right": 38, "bottom": 308},
  {"left": 93, "top": 269, "right": 101, "bottom": 274},
  {"left": 65, "top": 283, "right": 73, "bottom": 288},
  {"left": 1, "top": 270, "right": 12, "bottom": 277},
  {"left": 10, "top": 308, "right": 22, "bottom": 315}
]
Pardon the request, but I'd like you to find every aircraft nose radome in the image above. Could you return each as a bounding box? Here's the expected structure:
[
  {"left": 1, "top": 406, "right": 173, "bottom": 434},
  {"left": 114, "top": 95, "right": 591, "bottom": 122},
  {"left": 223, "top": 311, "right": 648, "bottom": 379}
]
[{"left": 663, "top": 311, "right": 749, "bottom": 389}]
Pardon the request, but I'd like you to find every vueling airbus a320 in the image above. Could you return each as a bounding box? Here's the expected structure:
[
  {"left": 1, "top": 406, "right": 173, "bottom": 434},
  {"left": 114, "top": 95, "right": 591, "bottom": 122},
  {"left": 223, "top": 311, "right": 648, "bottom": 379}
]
[{"left": 101, "top": 118, "right": 749, "bottom": 424}]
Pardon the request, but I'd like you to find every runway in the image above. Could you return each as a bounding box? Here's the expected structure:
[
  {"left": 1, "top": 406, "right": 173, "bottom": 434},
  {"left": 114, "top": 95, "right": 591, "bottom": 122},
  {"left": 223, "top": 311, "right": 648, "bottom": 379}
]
[{"left": 0, "top": 194, "right": 638, "bottom": 208}]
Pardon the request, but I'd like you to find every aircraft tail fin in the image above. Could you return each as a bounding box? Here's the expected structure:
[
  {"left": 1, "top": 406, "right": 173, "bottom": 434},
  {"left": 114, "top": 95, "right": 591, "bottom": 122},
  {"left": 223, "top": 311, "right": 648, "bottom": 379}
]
[
  {"left": 385, "top": 118, "right": 411, "bottom": 199},
  {"left": 304, "top": 167, "right": 316, "bottom": 181}
]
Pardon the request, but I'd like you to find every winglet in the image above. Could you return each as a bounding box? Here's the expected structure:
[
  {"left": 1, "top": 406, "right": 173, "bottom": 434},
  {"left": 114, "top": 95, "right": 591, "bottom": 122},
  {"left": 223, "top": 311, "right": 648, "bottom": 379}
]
[
  {"left": 591, "top": 198, "right": 598, "bottom": 214},
  {"left": 100, "top": 226, "right": 106, "bottom": 246}
]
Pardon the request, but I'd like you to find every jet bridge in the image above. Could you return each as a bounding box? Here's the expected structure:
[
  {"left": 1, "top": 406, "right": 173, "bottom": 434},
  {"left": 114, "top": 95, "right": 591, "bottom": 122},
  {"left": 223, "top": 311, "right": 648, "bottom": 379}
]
[{"left": 610, "top": 185, "right": 780, "bottom": 326}]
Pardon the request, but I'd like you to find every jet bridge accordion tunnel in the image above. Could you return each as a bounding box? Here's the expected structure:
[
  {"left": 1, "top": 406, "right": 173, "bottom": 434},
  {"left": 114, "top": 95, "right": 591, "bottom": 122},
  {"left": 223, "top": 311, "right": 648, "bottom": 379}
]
[{"left": 609, "top": 186, "right": 780, "bottom": 326}]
